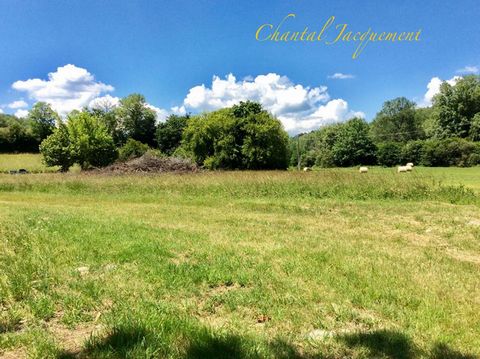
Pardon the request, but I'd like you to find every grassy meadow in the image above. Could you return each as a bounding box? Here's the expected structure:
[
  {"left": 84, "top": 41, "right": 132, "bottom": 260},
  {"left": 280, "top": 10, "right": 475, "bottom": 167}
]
[{"left": 1, "top": 154, "right": 479, "bottom": 358}]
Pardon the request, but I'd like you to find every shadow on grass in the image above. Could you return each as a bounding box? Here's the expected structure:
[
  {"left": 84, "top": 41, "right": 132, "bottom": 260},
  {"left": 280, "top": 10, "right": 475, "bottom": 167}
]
[
  {"left": 56, "top": 326, "right": 478, "bottom": 359},
  {"left": 340, "top": 329, "right": 417, "bottom": 359},
  {"left": 429, "top": 343, "right": 478, "bottom": 359},
  {"left": 340, "top": 330, "right": 478, "bottom": 359}
]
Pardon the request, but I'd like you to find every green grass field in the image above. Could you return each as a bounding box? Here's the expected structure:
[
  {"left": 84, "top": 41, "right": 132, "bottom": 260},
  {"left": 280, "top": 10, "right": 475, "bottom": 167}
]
[
  {"left": 1, "top": 154, "right": 479, "bottom": 358},
  {"left": 0, "top": 153, "right": 58, "bottom": 173}
]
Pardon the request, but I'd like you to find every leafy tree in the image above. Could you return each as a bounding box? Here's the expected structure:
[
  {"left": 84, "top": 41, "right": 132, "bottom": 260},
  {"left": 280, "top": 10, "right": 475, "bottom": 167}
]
[
  {"left": 431, "top": 75, "right": 480, "bottom": 138},
  {"left": 376, "top": 142, "right": 402, "bottom": 167},
  {"left": 182, "top": 101, "right": 289, "bottom": 169},
  {"left": 156, "top": 114, "right": 190, "bottom": 155},
  {"left": 469, "top": 113, "right": 480, "bottom": 141},
  {"left": 116, "top": 94, "right": 157, "bottom": 146},
  {"left": 39, "top": 122, "right": 74, "bottom": 172},
  {"left": 370, "top": 97, "right": 423, "bottom": 143},
  {"left": 331, "top": 118, "right": 377, "bottom": 166},
  {"left": 400, "top": 140, "right": 425, "bottom": 165},
  {"left": 0, "top": 114, "right": 37, "bottom": 152},
  {"left": 240, "top": 110, "right": 290, "bottom": 169},
  {"left": 27, "top": 102, "right": 59, "bottom": 143},
  {"left": 40, "top": 112, "right": 117, "bottom": 171},
  {"left": 67, "top": 112, "right": 118, "bottom": 169},
  {"left": 90, "top": 97, "right": 126, "bottom": 146}
]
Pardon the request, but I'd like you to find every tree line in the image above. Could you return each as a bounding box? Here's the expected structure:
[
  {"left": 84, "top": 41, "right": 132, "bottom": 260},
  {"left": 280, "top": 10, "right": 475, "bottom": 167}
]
[
  {"left": 1, "top": 75, "right": 479, "bottom": 170},
  {"left": 293, "top": 75, "right": 480, "bottom": 168}
]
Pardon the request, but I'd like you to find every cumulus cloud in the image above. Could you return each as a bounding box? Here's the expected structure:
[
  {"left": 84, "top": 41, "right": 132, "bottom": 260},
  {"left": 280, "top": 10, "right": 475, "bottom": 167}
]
[
  {"left": 0, "top": 108, "right": 4, "bottom": 114},
  {"left": 280, "top": 99, "right": 364, "bottom": 133},
  {"left": 146, "top": 104, "right": 169, "bottom": 122},
  {"left": 8, "top": 100, "right": 28, "bottom": 109},
  {"left": 421, "top": 76, "right": 461, "bottom": 107},
  {"left": 328, "top": 73, "right": 355, "bottom": 80},
  {"left": 12, "top": 64, "right": 114, "bottom": 116},
  {"left": 456, "top": 65, "right": 479, "bottom": 75},
  {"left": 14, "top": 109, "right": 29, "bottom": 118},
  {"left": 88, "top": 95, "right": 120, "bottom": 111},
  {"left": 181, "top": 73, "right": 361, "bottom": 133}
]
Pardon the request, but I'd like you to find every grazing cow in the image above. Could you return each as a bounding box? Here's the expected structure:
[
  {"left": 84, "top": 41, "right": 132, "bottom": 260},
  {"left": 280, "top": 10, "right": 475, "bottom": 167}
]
[{"left": 359, "top": 166, "right": 368, "bottom": 173}]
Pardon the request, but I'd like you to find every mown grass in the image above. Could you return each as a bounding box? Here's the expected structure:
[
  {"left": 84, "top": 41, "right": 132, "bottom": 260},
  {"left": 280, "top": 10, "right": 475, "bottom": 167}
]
[
  {"left": 0, "top": 153, "right": 59, "bottom": 173},
  {"left": 0, "top": 164, "right": 479, "bottom": 358}
]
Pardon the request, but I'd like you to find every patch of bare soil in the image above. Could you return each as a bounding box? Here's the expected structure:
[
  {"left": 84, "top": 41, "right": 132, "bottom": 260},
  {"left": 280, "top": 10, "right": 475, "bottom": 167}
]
[{"left": 94, "top": 153, "right": 200, "bottom": 174}]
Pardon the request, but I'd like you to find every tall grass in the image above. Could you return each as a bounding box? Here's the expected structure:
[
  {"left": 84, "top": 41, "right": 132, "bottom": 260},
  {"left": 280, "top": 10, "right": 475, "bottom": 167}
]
[{"left": 0, "top": 170, "right": 477, "bottom": 204}]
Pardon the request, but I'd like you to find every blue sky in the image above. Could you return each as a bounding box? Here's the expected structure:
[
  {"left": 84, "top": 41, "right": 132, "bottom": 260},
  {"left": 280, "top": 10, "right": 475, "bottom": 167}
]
[{"left": 0, "top": 0, "right": 479, "bottom": 133}]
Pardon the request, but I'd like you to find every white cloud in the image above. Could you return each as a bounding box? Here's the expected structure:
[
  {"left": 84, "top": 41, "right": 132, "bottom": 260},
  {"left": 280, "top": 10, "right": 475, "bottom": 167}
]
[
  {"left": 421, "top": 76, "right": 461, "bottom": 107},
  {"left": 146, "top": 104, "right": 169, "bottom": 122},
  {"left": 12, "top": 64, "right": 114, "bottom": 117},
  {"left": 280, "top": 99, "right": 364, "bottom": 133},
  {"left": 181, "top": 73, "right": 361, "bottom": 133},
  {"left": 88, "top": 95, "right": 120, "bottom": 111},
  {"left": 14, "top": 109, "right": 29, "bottom": 118},
  {"left": 171, "top": 105, "right": 187, "bottom": 116},
  {"left": 8, "top": 100, "right": 28, "bottom": 109},
  {"left": 456, "top": 65, "right": 479, "bottom": 75},
  {"left": 0, "top": 108, "right": 4, "bottom": 114},
  {"left": 328, "top": 73, "right": 355, "bottom": 80}
]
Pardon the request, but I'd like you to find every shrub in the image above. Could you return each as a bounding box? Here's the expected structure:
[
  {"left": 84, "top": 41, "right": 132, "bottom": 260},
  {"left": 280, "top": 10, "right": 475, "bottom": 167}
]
[
  {"left": 401, "top": 140, "right": 425, "bottom": 165},
  {"left": 376, "top": 142, "right": 402, "bottom": 167},
  {"left": 119, "top": 139, "right": 150, "bottom": 161},
  {"left": 421, "top": 138, "right": 480, "bottom": 167}
]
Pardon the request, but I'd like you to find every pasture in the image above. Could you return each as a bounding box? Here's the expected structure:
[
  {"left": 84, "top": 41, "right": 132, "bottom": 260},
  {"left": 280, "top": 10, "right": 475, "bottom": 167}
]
[{"left": 0, "top": 155, "right": 479, "bottom": 358}]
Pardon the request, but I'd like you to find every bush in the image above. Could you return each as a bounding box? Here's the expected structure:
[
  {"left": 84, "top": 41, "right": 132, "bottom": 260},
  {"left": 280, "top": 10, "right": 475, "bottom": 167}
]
[
  {"left": 421, "top": 138, "right": 480, "bottom": 167},
  {"left": 376, "top": 142, "right": 402, "bottom": 167},
  {"left": 119, "top": 139, "right": 150, "bottom": 161},
  {"left": 400, "top": 140, "right": 425, "bottom": 165}
]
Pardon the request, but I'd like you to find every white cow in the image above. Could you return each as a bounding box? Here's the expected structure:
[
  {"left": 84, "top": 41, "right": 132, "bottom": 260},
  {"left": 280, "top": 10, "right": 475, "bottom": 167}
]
[{"left": 359, "top": 166, "right": 368, "bottom": 173}]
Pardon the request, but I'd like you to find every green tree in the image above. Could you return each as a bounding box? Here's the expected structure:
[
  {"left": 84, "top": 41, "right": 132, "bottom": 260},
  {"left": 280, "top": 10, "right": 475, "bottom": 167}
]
[
  {"left": 27, "top": 102, "right": 59, "bottom": 143},
  {"left": 116, "top": 94, "right": 157, "bottom": 146},
  {"left": 370, "top": 97, "right": 423, "bottom": 143},
  {"left": 39, "top": 122, "right": 74, "bottom": 172},
  {"left": 431, "top": 75, "right": 480, "bottom": 138},
  {"left": 40, "top": 112, "right": 117, "bottom": 171},
  {"left": 90, "top": 98, "right": 126, "bottom": 146},
  {"left": 182, "top": 101, "right": 289, "bottom": 169},
  {"left": 156, "top": 114, "right": 190, "bottom": 155},
  {"left": 331, "top": 118, "right": 376, "bottom": 166},
  {"left": 469, "top": 113, "right": 480, "bottom": 141},
  {"left": 0, "top": 114, "right": 37, "bottom": 152},
  {"left": 376, "top": 142, "right": 402, "bottom": 167},
  {"left": 67, "top": 112, "right": 118, "bottom": 169}
]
